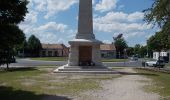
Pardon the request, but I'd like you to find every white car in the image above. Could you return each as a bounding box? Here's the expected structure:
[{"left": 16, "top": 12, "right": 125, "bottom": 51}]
[{"left": 145, "top": 60, "right": 165, "bottom": 67}]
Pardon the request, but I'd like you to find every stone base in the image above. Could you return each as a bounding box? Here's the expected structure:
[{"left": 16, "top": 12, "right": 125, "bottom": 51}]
[
  {"left": 53, "top": 65, "right": 116, "bottom": 74},
  {"left": 68, "top": 38, "right": 103, "bottom": 66}
]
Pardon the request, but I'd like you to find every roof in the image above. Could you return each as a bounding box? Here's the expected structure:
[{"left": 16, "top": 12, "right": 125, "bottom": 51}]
[
  {"left": 100, "top": 44, "right": 116, "bottom": 51},
  {"left": 42, "top": 44, "right": 68, "bottom": 49}
]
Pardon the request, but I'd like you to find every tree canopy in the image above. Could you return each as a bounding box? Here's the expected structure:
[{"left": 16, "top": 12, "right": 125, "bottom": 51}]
[
  {"left": 143, "top": 0, "right": 170, "bottom": 33},
  {"left": 113, "top": 34, "right": 128, "bottom": 58},
  {"left": 0, "top": 0, "right": 28, "bottom": 24},
  {"left": 27, "top": 35, "right": 42, "bottom": 57},
  {"left": 147, "top": 31, "right": 170, "bottom": 51}
]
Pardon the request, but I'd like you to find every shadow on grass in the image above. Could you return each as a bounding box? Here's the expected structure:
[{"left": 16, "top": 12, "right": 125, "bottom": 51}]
[
  {"left": 0, "top": 86, "right": 71, "bottom": 100},
  {"left": 0, "top": 67, "right": 37, "bottom": 72}
]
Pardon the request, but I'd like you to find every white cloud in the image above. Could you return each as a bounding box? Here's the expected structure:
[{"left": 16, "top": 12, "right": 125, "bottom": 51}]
[
  {"left": 94, "top": 11, "right": 144, "bottom": 23},
  {"left": 95, "top": 0, "right": 118, "bottom": 12},
  {"left": 21, "top": 10, "right": 38, "bottom": 24},
  {"left": 44, "top": 0, "right": 78, "bottom": 19},
  {"left": 36, "top": 22, "right": 68, "bottom": 33},
  {"left": 93, "top": 11, "right": 150, "bottom": 33}
]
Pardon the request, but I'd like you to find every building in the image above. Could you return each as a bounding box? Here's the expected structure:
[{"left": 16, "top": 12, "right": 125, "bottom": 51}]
[
  {"left": 40, "top": 44, "right": 69, "bottom": 57},
  {"left": 153, "top": 51, "right": 169, "bottom": 60},
  {"left": 100, "top": 44, "right": 116, "bottom": 58}
]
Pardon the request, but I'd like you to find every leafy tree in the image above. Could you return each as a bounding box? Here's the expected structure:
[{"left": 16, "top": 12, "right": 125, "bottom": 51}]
[
  {"left": 27, "top": 35, "right": 42, "bottom": 57},
  {"left": 147, "top": 31, "right": 169, "bottom": 51},
  {"left": 143, "top": 0, "right": 170, "bottom": 33},
  {"left": 0, "top": 0, "right": 28, "bottom": 24},
  {"left": 134, "top": 44, "right": 141, "bottom": 57},
  {"left": 147, "top": 31, "right": 170, "bottom": 60},
  {"left": 126, "top": 47, "right": 134, "bottom": 57},
  {"left": 113, "top": 34, "right": 128, "bottom": 58},
  {"left": 0, "top": 0, "right": 28, "bottom": 69}
]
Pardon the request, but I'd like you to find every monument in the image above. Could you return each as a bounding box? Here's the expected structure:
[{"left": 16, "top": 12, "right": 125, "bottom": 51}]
[{"left": 55, "top": 0, "right": 109, "bottom": 72}]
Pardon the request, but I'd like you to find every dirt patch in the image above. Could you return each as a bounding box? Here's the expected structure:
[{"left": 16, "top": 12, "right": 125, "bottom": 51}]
[{"left": 75, "top": 68, "right": 160, "bottom": 100}]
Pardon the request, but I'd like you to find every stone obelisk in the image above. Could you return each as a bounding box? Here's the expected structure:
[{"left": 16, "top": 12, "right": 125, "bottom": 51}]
[
  {"left": 55, "top": 0, "right": 105, "bottom": 72},
  {"left": 76, "top": 0, "right": 95, "bottom": 39}
]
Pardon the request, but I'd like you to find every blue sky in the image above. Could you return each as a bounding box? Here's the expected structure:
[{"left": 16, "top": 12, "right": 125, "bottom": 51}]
[{"left": 19, "top": 0, "right": 158, "bottom": 47}]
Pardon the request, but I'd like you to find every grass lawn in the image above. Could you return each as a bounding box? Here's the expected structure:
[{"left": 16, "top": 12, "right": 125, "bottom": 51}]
[
  {"left": 31, "top": 57, "right": 68, "bottom": 61},
  {"left": 166, "top": 63, "right": 170, "bottom": 67},
  {"left": 135, "top": 68, "right": 170, "bottom": 100},
  {"left": 102, "top": 58, "right": 128, "bottom": 62},
  {"left": 0, "top": 67, "right": 120, "bottom": 100},
  {"left": 30, "top": 57, "right": 129, "bottom": 62}
]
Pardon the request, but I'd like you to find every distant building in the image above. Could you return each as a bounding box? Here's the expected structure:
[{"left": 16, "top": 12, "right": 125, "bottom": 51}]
[
  {"left": 100, "top": 44, "right": 116, "bottom": 58},
  {"left": 40, "top": 44, "right": 69, "bottom": 57},
  {"left": 153, "top": 51, "right": 169, "bottom": 60}
]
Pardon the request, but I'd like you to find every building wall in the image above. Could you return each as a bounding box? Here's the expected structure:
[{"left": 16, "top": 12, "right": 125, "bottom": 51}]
[
  {"left": 153, "top": 51, "right": 169, "bottom": 60},
  {"left": 40, "top": 49, "right": 69, "bottom": 57},
  {"left": 101, "top": 50, "right": 116, "bottom": 58}
]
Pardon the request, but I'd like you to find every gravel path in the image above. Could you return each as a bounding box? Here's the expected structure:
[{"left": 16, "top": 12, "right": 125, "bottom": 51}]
[{"left": 75, "top": 68, "right": 160, "bottom": 100}]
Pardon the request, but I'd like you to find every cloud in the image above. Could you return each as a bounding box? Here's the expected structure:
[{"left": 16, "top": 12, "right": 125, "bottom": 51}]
[
  {"left": 95, "top": 0, "right": 118, "bottom": 12},
  {"left": 44, "top": 0, "right": 78, "bottom": 19},
  {"left": 36, "top": 22, "right": 68, "bottom": 33},
  {"left": 94, "top": 11, "right": 144, "bottom": 23},
  {"left": 93, "top": 11, "right": 150, "bottom": 33}
]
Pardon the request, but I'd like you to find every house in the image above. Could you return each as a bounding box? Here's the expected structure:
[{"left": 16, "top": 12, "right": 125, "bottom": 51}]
[
  {"left": 100, "top": 44, "right": 116, "bottom": 58},
  {"left": 40, "top": 44, "right": 69, "bottom": 57},
  {"left": 153, "top": 51, "right": 169, "bottom": 60}
]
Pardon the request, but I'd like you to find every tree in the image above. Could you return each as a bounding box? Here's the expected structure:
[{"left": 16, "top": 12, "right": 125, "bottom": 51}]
[
  {"left": 126, "top": 47, "right": 134, "bottom": 57},
  {"left": 0, "top": 0, "right": 28, "bottom": 24},
  {"left": 147, "top": 31, "right": 169, "bottom": 51},
  {"left": 113, "top": 34, "right": 128, "bottom": 58},
  {"left": 27, "top": 35, "right": 42, "bottom": 57},
  {"left": 143, "top": 0, "right": 170, "bottom": 33},
  {"left": 147, "top": 31, "right": 170, "bottom": 60},
  {"left": 0, "top": 0, "right": 28, "bottom": 69},
  {"left": 134, "top": 44, "right": 141, "bottom": 57}
]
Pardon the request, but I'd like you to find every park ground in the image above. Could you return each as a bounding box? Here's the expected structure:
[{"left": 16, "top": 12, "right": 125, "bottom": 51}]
[
  {"left": 30, "top": 57, "right": 129, "bottom": 62},
  {"left": 0, "top": 66, "right": 170, "bottom": 100}
]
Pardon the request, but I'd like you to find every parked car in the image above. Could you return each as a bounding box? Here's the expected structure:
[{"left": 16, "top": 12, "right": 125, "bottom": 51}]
[{"left": 145, "top": 60, "right": 165, "bottom": 68}]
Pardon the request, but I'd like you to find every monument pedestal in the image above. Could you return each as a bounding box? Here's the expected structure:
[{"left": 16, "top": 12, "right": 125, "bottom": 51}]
[{"left": 54, "top": 38, "right": 111, "bottom": 73}]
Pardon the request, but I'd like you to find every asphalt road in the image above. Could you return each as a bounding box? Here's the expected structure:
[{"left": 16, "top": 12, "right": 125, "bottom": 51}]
[{"left": 7, "top": 58, "right": 142, "bottom": 67}]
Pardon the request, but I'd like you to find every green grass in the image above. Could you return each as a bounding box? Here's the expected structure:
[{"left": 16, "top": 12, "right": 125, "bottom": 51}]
[
  {"left": 0, "top": 67, "right": 120, "bottom": 100},
  {"left": 165, "top": 63, "right": 170, "bottom": 67},
  {"left": 31, "top": 57, "right": 128, "bottom": 62},
  {"left": 102, "top": 58, "right": 128, "bottom": 62},
  {"left": 31, "top": 57, "right": 68, "bottom": 61},
  {"left": 135, "top": 69, "right": 170, "bottom": 100}
]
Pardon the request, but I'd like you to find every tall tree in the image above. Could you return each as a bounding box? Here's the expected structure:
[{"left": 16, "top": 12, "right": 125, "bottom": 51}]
[
  {"left": 143, "top": 0, "right": 170, "bottom": 34},
  {"left": 27, "top": 35, "right": 42, "bottom": 57},
  {"left": 113, "top": 34, "right": 128, "bottom": 58},
  {"left": 147, "top": 31, "right": 169, "bottom": 51},
  {"left": 0, "top": 0, "right": 28, "bottom": 69}
]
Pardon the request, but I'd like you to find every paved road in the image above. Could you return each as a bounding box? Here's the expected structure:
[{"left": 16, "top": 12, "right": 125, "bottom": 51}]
[{"left": 6, "top": 58, "right": 142, "bottom": 67}]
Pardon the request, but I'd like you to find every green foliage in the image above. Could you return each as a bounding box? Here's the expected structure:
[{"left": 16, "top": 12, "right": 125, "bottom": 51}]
[
  {"left": 27, "top": 35, "right": 42, "bottom": 57},
  {"left": 0, "top": 0, "right": 28, "bottom": 24},
  {"left": 0, "top": 24, "right": 25, "bottom": 49},
  {"left": 147, "top": 31, "right": 170, "bottom": 51},
  {"left": 0, "top": 0, "right": 28, "bottom": 68},
  {"left": 114, "top": 34, "right": 128, "bottom": 58},
  {"left": 126, "top": 47, "right": 134, "bottom": 57},
  {"left": 143, "top": 0, "right": 170, "bottom": 33}
]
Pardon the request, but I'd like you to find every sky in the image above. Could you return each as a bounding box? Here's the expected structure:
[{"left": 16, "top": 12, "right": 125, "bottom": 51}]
[{"left": 19, "top": 0, "right": 159, "bottom": 47}]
